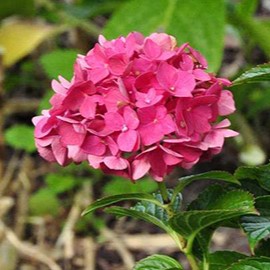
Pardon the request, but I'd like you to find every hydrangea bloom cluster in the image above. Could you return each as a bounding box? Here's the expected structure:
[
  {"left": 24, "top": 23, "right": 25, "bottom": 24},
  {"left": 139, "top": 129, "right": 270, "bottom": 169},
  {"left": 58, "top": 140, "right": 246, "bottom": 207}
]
[{"left": 33, "top": 32, "right": 238, "bottom": 181}]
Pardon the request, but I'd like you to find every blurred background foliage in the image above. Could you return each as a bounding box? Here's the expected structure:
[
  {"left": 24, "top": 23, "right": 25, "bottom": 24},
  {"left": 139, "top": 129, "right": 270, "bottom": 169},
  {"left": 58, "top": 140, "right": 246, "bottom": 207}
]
[{"left": 1, "top": 0, "right": 270, "bottom": 269}]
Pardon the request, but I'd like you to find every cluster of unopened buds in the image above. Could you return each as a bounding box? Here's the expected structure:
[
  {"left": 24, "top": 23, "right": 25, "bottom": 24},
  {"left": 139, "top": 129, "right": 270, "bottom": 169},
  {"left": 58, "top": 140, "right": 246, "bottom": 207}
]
[{"left": 33, "top": 32, "right": 238, "bottom": 181}]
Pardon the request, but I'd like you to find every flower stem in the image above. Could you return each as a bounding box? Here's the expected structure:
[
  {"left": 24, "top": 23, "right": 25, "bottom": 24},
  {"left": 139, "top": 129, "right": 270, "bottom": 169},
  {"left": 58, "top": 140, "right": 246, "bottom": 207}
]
[{"left": 158, "top": 181, "right": 169, "bottom": 203}]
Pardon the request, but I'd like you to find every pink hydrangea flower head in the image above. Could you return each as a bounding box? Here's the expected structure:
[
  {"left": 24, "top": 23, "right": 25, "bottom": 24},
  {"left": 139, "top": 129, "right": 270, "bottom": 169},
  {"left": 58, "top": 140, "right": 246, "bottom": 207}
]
[{"left": 33, "top": 32, "right": 238, "bottom": 181}]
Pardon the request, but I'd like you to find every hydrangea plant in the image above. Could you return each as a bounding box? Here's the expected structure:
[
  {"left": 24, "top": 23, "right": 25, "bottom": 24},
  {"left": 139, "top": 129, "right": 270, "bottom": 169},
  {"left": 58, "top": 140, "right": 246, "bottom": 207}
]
[
  {"left": 33, "top": 33, "right": 270, "bottom": 269},
  {"left": 33, "top": 32, "right": 237, "bottom": 180}
]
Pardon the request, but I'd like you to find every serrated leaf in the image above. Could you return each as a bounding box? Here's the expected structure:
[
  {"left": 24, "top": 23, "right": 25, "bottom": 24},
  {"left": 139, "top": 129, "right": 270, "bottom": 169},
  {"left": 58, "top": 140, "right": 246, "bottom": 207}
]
[
  {"left": 82, "top": 193, "right": 163, "bottom": 216},
  {"left": 207, "top": 190, "right": 255, "bottom": 211},
  {"left": 233, "top": 63, "right": 270, "bottom": 86},
  {"left": 241, "top": 196, "right": 270, "bottom": 250},
  {"left": 172, "top": 171, "right": 239, "bottom": 202},
  {"left": 235, "top": 163, "right": 270, "bottom": 192},
  {"left": 40, "top": 49, "right": 78, "bottom": 80},
  {"left": 188, "top": 188, "right": 250, "bottom": 259},
  {"left": 239, "top": 179, "right": 269, "bottom": 198},
  {"left": 45, "top": 173, "right": 78, "bottom": 194},
  {"left": 0, "top": 20, "right": 54, "bottom": 67},
  {"left": 169, "top": 190, "right": 255, "bottom": 240},
  {"left": 241, "top": 216, "right": 270, "bottom": 251},
  {"left": 103, "top": 177, "right": 157, "bottom": 196},
  {"left": 169, "top": 209, "right": 254, "bottom": 240},
  {"left": 188, "top": 185, "right": 225, "bottom": 210},
  {"left": 208, "top": 251, "right": 247, "bottom": 270},
  {"left": 4, "top": 124, "right": 35, "bottom": 153},
  {"left": 225, "top": 257, "right": 270, "bottom": 270},
  {"left": 103, "top": 0, "right": 225, "bottom": 71},
  {"left": 133, "top": 254, "right": 183, "bottom": 270},
  {"left": 29, "top": 188, "right": 60, "bottom": 216},
  {"left": 255, "top": 196, "right": 270, "bottom": 216}
]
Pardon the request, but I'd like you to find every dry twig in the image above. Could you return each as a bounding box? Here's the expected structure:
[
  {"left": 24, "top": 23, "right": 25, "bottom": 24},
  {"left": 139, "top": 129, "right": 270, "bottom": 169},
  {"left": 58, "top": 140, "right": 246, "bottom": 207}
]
[
  {"left": 56, "top": 182, "right": 93, "bottom": 260},
  {"left": 0, "top": 50, "right": 5, "bottom": 178},
  {"left": 0, "top": 220, "right": 61, "bottom": 270},
  {"left": 0, "top": 197, "right": 14, "bottom": 218},
  {"left": 83, "top": 237, "right": 96, "bottom": 270},
  {"left": 121, "top": 233, "right": 177, "bottom": 253},
  {"left": 102, "top": 228, "right": 135, "bottom": 269},
  {"left": 0, "top": 153, "right": 19, "bottom": 197},
  {"left": 14, "top": 155, "right": 32, "bottom": 237}
]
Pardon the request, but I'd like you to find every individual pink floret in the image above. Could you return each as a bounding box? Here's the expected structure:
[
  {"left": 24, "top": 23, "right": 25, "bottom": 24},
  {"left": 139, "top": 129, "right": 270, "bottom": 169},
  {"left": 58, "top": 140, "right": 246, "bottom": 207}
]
[{"left": 33, "top": 32, "right": 238, "bottom": 181}]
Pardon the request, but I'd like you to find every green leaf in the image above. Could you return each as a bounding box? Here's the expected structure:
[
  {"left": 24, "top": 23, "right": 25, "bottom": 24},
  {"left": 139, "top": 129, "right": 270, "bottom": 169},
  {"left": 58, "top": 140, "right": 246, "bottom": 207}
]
[
  {"left": 172, "top": 171, "right": 239, "bottom": 202},
  {"left": 188, "top": 185, "right": 225, "bottom": 210},
  {"left": 133, "top": 254, "right": 183, "bottom": 270},
  {"left": 169, "top": 190, "right": 255, "bottom": 239},
  {"left": 192, "top": 228, "right": 214, "bottom": 260},
  {"left": 225, "top": 257, "right": 270, "bottom": 270},
  {"left": 105, "top": 206, "right": 171, "bottom": 233},
  {"left": 4, "top": 124, "right": 35, "bottom": 153},
  {"left": 241, "top": 216, "right": 270, "bottom": 251},
  {"left": 104, "top": 190, "right": 182, "bottom": 245},
  {"left": 170, "top": 209, "right": 253, "bottom": 240},
  {"left": 29, "top": 188, "right": 60, "bottom": 216},
  {"left": 208, "top": 251, "right": 247, "bottom": 270},
  {"left": 235, "top": 0, "right": 258, "bottom": 18},
  {"left": 239, "top": 179, "right": 268, "bottom": 198},
  {"left": 104, "top": 0, "right": 225, "bottom": 71},
  {"left": 233, "top": 63, "right": 270, "bottom": 86},
  {"left": 61, "top": 0, "right": 122, "bottom": 19},
  {"left": 82, "top": 193, "right": 163, "bottom": 216},
  {"left": 103, "top": 177, "right": 158, "bottom": 196},
  {"left": 207, "top": 190, "right": 255, "bottom": 211},
  {"left": 235, "top": 163, "right": 270, "bottom": 192},
  {"left": 133, "top": 190, "right": 182, "bottom": 224},
  {"left": 40, "top": 49, "right": 78, "bottom": 80},
  {"left": 241, "top": 196, "right": 270, "bottom": 250},
  {"left": 188, "top": 188, "right": 251, "bottom": 258},
  {"left": 255, "top": 196, "right": 270, "bottom": 216},
  {"left": 45, "top": 173, "right": 78, "bottom": 194}
]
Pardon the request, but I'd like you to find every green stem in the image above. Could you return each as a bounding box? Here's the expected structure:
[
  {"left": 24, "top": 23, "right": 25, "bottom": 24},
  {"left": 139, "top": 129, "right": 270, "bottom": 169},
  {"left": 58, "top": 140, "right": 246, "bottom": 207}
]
[
  {"left": 203, "top": 256, "right": 209, "bottom": 270},
  {"left": 186, "top": 253, "right": 200, "bottom": 270},
  {"left": 158, "top": 181, "right": 169, "bottom": 203},
  {"left": 184, "top": 236, "right": 200, "bottom": 270}
]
